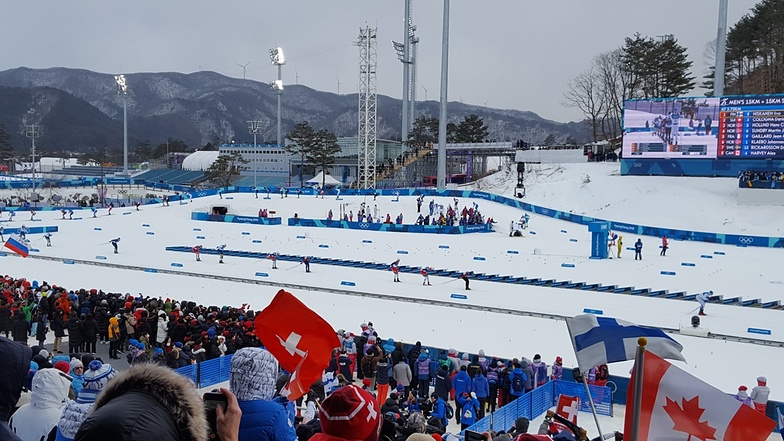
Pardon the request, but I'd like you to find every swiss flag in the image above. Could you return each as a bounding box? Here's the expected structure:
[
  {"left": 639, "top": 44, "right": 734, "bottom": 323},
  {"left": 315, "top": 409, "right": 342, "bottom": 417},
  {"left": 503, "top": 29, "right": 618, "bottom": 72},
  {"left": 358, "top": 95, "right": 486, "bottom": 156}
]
[
  {"left": 254, "top": 289, "right": 341, "bottom": 401},
  {"left": 553, "top": 394, "right": 580, "bottom": 433},
  {"left": 624, "top": 351, "right": 776, "bottom": 441}
]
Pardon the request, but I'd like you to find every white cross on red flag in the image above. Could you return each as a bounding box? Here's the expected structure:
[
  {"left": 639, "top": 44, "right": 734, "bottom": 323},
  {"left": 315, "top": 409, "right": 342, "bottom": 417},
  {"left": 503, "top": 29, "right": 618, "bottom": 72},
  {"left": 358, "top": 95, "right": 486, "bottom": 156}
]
[
  {"left": 553, "top": 394, "right": 580, "bottom": 434},
  {"left": 624, "top": 351, "right": 776, "bottom": 441},
  {"left": 254, "top": 289, "right": 340, "bottom": 401}
]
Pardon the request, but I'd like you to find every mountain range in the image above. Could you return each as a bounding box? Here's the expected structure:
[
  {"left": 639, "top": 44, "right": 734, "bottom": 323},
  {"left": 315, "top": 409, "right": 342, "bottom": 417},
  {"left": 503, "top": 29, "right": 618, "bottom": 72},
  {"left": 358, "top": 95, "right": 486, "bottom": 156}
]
[{"left": 0, "top": 67, "right": 586, "bottom": 155}]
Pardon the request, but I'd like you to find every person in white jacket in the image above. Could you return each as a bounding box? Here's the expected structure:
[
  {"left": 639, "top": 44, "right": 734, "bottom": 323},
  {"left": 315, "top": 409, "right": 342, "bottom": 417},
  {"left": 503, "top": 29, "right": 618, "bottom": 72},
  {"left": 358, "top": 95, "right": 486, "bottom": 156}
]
[
  {"left": 750, "top": 376, "right": 770, "bottom": 414},
  {"left": 10, "top": 368, "right": 72, "bottom": 441},
  {"left": 155, "top": 310, "right": 168, "bottom": 347}
]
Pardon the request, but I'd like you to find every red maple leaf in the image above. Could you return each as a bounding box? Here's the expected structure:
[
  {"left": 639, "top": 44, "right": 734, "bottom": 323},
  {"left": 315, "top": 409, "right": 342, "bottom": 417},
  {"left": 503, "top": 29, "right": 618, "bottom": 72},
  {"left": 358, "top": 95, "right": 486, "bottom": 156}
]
[{"left": 663, "top": 396, "right": 718, "bottom": 441}]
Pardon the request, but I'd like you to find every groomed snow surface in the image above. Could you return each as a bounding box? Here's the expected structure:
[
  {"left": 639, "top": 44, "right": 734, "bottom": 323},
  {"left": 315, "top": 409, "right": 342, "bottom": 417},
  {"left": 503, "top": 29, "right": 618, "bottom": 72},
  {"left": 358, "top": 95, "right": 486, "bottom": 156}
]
[{"left": 3, "top": 162, "right": 783, "bottom": 439}]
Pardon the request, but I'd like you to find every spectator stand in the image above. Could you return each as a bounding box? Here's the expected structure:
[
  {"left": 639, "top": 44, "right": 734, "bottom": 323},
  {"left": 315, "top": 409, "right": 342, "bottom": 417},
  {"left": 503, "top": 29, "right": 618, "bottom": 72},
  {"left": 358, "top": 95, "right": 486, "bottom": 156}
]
[{"left": 738, "top": 170, "right": 784, "bottom": 189}]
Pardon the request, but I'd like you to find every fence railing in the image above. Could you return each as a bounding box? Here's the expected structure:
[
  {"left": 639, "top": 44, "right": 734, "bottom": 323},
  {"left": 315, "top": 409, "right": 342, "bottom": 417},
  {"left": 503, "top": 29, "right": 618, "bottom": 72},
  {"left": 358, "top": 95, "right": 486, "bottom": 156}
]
[
  {"left": 464, "top": 380, "right": 612, "bottom": 435},
  {"left": 175, "top": 354, "right": 233, "bottom": 389}
]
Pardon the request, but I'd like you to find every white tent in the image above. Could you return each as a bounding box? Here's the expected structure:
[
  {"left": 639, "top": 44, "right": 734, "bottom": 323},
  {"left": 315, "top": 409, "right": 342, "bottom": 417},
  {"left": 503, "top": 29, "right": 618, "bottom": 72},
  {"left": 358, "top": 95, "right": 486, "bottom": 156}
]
[{"left": 305, "top": 171, "right": 342, "bottom": 188}]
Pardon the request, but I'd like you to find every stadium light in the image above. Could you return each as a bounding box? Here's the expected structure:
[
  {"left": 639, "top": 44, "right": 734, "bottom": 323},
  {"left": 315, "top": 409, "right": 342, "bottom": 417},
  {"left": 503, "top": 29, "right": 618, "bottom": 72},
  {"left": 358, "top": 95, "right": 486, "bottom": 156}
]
[
  {"left": 269, "top": 47, "right": 285, "bottom": 147},
  {"left": 115, "top": 74, "right": 129, "bottom": 176},
  {"left": 248, "top": 121, "right": 262, "bottom": 189}
]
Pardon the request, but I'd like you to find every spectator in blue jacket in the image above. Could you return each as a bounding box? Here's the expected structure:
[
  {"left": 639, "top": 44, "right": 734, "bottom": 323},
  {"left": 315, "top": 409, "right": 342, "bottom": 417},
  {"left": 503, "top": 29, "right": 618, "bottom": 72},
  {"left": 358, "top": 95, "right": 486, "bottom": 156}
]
[
  {"left": 472, "top": 371, "right": 490, "bottom": 419},
  {"left": 457, "top": 392, "right": 480, "bottom": 430},
  {"left": 434, "top": 364, "right": 452, "bottom": 402},
  {"left": 229, "top": 347, "right": 296, "bottom": 441},
  {"left": 416, "top": 352, "right": 431, "bottom": 399},
  {"left": 508, "top": 363, "right": 526, "bottom": 399},
  {"left": 453, "top": 365, "right": 472, "bottom": 424},
  {"left": 430, "top": 393, "right": 449, "bottom": 430}
]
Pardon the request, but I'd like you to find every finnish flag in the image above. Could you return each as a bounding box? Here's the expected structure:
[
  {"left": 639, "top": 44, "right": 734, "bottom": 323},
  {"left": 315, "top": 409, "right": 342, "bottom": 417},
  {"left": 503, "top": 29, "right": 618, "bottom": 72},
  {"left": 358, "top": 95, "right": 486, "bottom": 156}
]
[{"left": 566, "top": 314, "right": 685, "bottom": 371}]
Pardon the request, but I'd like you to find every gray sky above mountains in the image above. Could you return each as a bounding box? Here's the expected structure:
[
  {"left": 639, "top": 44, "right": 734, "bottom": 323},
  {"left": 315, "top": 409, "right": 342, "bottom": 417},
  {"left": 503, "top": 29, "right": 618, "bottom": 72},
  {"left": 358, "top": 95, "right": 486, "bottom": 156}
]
[{"left": 1, "top": 0, "right": 759, "bottom": 123}]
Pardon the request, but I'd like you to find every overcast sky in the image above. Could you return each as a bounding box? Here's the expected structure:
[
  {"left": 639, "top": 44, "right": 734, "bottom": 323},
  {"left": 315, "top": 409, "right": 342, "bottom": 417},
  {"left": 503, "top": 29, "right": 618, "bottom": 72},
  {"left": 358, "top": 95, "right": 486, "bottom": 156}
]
[{"left": 1, "top": 0, "right": 760, "bottom": 123}]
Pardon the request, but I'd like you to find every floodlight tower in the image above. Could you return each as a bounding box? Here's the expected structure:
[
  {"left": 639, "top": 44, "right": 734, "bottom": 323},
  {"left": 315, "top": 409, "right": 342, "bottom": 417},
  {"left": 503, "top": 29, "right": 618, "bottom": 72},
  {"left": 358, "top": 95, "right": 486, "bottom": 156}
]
[
  {"left": 269, "top": 47, "right": 285, "bottom": 147},
  {"left": 114, "top": 75, "right": 129, "bottom": 176},
  {"left": 437, "top": 0, "right": 450, "bottom": 190},
  {"left": 248, "top": 120, "right": 262, "bottom": 188},
  {"left": 357, "top": 27, "right": 378, "bottom": 190},
  {"left": 25, "top": 124, "right": 41, "bottom": 202},
  {"left": 714, "top": 0, "right": 728, "bottom": 96}
]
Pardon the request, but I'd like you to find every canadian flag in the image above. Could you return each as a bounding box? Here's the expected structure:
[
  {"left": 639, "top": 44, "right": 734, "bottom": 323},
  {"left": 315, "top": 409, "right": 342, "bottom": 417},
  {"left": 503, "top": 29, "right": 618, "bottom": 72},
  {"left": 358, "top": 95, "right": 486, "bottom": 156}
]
[
  {"left": 254, "top": 290, "right": 341, "bottom": 401},
  {"left": 624, "top": 351, "right": 776, "bottom": 441},
  {"left": 553, "top": 394, "right": 580, "bottom": 434}
]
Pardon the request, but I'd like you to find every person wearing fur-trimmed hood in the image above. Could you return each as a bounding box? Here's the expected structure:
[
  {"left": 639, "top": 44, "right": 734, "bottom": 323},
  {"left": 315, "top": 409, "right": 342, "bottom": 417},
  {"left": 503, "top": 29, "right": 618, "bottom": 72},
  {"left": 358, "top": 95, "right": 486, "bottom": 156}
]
[{"left": 73, "top": 363, "right": 209, "bottom": 441}]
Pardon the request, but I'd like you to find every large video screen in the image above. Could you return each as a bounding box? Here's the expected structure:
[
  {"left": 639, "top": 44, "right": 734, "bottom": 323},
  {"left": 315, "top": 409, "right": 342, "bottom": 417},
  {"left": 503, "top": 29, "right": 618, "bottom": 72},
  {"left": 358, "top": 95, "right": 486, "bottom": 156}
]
[
  {"left": 623, "top": 94, "right": 784, "bottom": 159},
  {"left": 623, "top": 97, "right": 719, "bottom": 159}
]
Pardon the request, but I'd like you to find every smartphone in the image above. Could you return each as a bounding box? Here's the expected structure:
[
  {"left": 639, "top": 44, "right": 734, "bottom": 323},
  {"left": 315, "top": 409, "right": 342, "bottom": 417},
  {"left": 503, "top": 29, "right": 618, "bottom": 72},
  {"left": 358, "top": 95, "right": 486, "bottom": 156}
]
[
  {"left": 464, "top": 430, "right": 484, "bottom": 441},
  {"left": 203, "top": 392, "right": 228, "bottom": 441}
]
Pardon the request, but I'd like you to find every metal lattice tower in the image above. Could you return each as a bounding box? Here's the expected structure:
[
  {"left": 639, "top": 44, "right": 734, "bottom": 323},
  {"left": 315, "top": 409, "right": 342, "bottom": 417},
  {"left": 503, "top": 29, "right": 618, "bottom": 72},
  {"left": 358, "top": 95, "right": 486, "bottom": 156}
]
[{"left": 357, "top": 26, "right": 378, "bottom": 190}]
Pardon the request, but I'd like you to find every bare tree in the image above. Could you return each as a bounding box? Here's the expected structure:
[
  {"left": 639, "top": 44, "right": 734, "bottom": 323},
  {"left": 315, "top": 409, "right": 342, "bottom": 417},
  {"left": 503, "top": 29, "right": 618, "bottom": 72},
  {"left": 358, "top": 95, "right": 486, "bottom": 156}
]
[{"left": 563, "top": 67, "right": 606, "bottom": 143}]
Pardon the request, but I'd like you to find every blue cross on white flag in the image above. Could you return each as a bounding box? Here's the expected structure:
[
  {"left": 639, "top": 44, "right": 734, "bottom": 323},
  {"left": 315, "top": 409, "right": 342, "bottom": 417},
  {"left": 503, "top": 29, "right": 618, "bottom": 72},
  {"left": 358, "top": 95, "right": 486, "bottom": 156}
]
[{"left": 566, "top": 314, "right": 685, "bottom": 371}]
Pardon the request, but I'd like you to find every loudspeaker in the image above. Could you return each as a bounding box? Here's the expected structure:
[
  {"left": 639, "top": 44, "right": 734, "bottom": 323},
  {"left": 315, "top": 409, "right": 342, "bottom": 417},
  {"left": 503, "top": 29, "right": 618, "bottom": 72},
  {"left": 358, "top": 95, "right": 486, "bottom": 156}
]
[
  {"left": 691, "top": 315, "right": 700, "bottom": 328},
  {"left": 517, "top": 162, "right": 525, "bottom": 173}
]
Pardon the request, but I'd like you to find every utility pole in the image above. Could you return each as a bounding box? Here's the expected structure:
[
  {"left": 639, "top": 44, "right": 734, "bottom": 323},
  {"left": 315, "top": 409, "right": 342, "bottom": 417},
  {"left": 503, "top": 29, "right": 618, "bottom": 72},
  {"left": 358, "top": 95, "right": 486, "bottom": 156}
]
[
  {"left": 714, "top": 0, "right": 728, "bottom": 96},
  {"left": 437, "top": 0, "right": 450, "bottom": 190}
]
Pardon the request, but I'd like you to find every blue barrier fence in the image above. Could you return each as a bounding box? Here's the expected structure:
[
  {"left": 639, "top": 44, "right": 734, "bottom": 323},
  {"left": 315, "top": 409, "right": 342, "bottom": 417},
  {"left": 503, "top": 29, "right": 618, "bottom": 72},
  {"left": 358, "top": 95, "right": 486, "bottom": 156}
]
[
  {"left": 465, "top": 380, "right": 612, "bottom": 435},
  {"left": 175, "top": 354, "right": 234, "bottom": 389},
  {"left": 190, "top": 212, "right": 283, "bottom": 225}
]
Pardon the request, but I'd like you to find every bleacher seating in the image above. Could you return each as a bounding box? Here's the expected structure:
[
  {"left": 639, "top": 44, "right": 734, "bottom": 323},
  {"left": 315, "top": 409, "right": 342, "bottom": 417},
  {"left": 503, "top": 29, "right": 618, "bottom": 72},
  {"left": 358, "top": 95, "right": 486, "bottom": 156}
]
[
  {"left": 57, "top": 166, "right": 126, "bottom": 177},
  {"left": 233, "top": 176, "right": 289, "bottom": 188}
]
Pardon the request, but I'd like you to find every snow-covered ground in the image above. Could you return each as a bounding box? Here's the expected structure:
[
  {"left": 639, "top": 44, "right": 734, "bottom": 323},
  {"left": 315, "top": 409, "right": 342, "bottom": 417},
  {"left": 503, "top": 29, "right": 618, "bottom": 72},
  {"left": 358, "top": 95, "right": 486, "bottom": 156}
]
[{"left": 2, "top": 162, "right": 783, "bottom": 438}]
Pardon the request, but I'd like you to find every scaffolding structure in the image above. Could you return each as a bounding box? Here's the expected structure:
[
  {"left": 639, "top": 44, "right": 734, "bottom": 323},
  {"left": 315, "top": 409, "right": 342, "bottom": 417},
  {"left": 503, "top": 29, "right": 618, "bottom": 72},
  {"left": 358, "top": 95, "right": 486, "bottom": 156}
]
[{"left": 357, "top": 26, "right": 378, "bottom": 190}]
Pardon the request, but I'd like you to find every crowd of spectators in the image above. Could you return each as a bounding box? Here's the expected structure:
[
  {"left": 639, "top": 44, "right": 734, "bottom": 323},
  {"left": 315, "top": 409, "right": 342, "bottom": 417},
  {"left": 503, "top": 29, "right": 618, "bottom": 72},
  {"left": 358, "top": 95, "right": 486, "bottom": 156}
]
[
  {"left": 2, "top": 273, "right": 771, "bottom": 441},
  {"left": 739, "top": 170, "right": 784, "bottom": 182}
]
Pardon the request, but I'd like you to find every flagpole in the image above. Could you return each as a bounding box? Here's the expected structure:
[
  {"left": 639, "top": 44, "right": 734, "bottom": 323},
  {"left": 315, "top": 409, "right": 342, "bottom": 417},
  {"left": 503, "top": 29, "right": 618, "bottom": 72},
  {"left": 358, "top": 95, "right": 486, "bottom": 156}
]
[
  {"left": 581, "top": 373, "right": 604, "bottom": 438},
  {"left": 566, "top": 318, "right": 604, "bottom": 438},
  {"left": 630, "top": 337, "right": 648, "bottom": 441}
]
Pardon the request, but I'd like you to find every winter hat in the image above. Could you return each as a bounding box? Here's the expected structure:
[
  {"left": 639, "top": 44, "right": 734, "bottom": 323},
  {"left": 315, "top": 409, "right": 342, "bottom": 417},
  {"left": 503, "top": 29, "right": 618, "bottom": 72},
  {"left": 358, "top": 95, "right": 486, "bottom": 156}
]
[
  {"left": 478, "top": 349, "right": 485, "bottom": 357},
  {"left": 229, "top": 347, "right": 279, "bottom": 401},
  {"left": 101, "top": 299, "right": 108, "bottom": 306},
  {"left": 405, "top": 411, "right": 427, "bottom": 433},
  {"left": 406, "top": 435, "right": 434, "bottom": 441},
  {"left": 174, "top": 342, "right": 183, "bottom": 348},
  {"left": 360, "top": 322, "right": 368, "bottom": 329},
  {"left": 39, "top": 349, "right": 50, "bottom": 360},
  {"left": 52, "top": 355, "right": 70, "bottom": 365},
  {"left": 396, "top": 384, "right": 405, "bottom": 393},
  {"left": 757, "top": 376, "right": 767, "bottom": 385},
  {"left": 83, "top": 361, "right": 116, "bottom": 391},
  {"left": 319, "top": 385, "right": 382, "bottom": 441},
  {"left": 461, "top": 353, "right": 469, "bottom": 360},
  {"left": 368, "top": 335, "right": 376, "bottom": 342},
  {"left": 497, "top": 361, "right": 505, "bottom": 367},
  {"left": 513, "top": 417, "right": 530, "bottom": 434},
  {"left": 533, "top": 354, "right": 541, "bottom": 362},
  {"left": 70, "top": 358, "right": 84, "bottom": 371},
  {"left": 555, "top": 356, "right": 563, "bottom": 364},
  {"left": 154, "top": 347, "right": 164, "bottom": 355},
  {"left": 54, "top": 361, "right": 71, "bottom": 375},
  {"left": 738, "top": 385, "right": 748, "bottom": 391}
]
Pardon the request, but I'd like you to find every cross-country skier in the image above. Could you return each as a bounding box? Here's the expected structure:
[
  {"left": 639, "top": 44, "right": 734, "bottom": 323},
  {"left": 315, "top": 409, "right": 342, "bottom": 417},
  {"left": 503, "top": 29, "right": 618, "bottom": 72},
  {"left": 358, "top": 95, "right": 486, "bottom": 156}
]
[
  {"left": 696, "top": 290, "right": 712, "bottom": 316},
  {"left": 217, "top": 244, "right": 226, "bottom": 264},
  {"left": 421, "top": 267, "right": 432, "bottom": 286},
  {"left": 61, "top": 209, "right": 67, "bottom": 219},
  {"left": 134, "top": 202, "right": 140, "bottom": 211},
  {"left": 108, "top": 203, "right": 114, "bottom": 215},
  {"left": 303, "top": 256, "right": 311, "bottom": 273},
  {"left": 92, "top": 207, "right": 98, "bottom": 218},
  {"left": 0, "top": 225, "right": 3, "bottom": 242},
  {"left": 193, "top": 245, "right": 203, "bottom": 261},
  {"left": 110, "top": 238, "right": 120, "bottom": 254},
  {"left": 660, "top": 236, "right": 669, "bottom": 256},
  {"left": 269, "top": 252, "right": 278, "bottom": 269},
  {"left": 19, "top": 225, "right": 28, "bottom": 240},
  {"left": 391, "top": 259, "right": 401, "bottom": 282},
  {"left": 68, "top": 210, "right": 74, "bottom": 220},
  {"left": 44, "top": 233, "right": 52, "bottom": 247},
  {"left": 30, "top": 211, "right": 36, "bottom": 221},
  {"left": 8, "top": 211, "right": 15, "bottom": 221},
  {"left": 461, "top": 272, "right": 474, "bottom": 290}
]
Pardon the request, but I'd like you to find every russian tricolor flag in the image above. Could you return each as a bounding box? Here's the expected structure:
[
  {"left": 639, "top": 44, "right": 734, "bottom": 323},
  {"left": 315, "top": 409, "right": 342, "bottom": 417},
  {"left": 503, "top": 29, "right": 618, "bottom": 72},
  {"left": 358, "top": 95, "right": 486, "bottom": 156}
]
[{"left": 4, "top": 236, "right": 29, "bottom": 258}]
